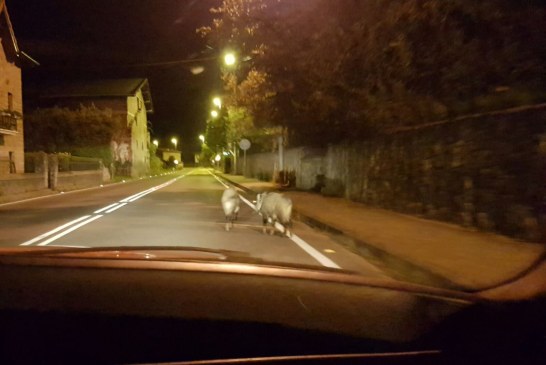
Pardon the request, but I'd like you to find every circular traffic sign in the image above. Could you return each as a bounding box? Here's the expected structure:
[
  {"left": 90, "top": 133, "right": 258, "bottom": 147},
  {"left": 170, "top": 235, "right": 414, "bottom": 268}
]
[{"left": 239, "top": 139, "right": 251, "bottom": 151}]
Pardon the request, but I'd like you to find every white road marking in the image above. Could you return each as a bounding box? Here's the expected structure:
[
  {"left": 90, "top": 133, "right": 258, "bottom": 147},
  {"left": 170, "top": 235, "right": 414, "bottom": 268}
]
[
  {"left": 94, "top": 203, "right": 119, "bottom": 214},
  {"left": 20, "top": 215, "right": 92, "bottom": 246},
  {"left": 21, "top": 173, "right": 188, "bottom": 246},
  {"left": 207, "top": 170, "right": 341, "bottom": 269},
  {"left": 105, "top": 202, "right": 127, "bottom": 213},
  {"left": 37, "top": 215, "right": 104, "bottom": 246},
  {"left": 280, "top": 226, "right": 341, "bottom": 269},
  {"left": 120, "top": 187, "right": 156, "bottom": 202}
]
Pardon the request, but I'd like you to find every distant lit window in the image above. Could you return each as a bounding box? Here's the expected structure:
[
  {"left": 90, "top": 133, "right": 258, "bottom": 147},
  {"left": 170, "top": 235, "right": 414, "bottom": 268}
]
[{"left": 8, "top": 93, "right": 13, "bottom": 111}]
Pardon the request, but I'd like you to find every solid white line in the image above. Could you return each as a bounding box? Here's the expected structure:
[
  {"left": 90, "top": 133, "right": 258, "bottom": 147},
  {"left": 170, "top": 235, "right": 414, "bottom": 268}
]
[
  {"left": 275, "top": 222, "right": 341, "bottom": 269},
  {"left": 37, "top": 215, "right": 104, "bottom": 246},
  {"left": 20, "top": 215, "right": 92, "bottom": 246},
  {"left": 239, "top": 195, "right": 257, "bottom": 212},
  {"left": 105, "top": 202, "right": 127, "bottom": 213},
  {"left": 94, "top": 203, "right": 119, "bottom": 214},
  {"left": 207, "top": 170, "right": 228, "bottom": 186},
  {"left": 207, "top": 170, "right": 341, "bottom": 269}
]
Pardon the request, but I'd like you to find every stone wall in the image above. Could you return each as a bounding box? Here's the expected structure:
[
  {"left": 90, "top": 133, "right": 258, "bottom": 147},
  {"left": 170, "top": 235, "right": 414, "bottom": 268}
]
[
  {"left": 0, "top": 174, "right": 47, "bottom": 196},
  {"left": 0, "top": 153, "right": 107, "bottom": 201},
  {"left": 56, "top": 171, "right": 103, "bottom": 191},
  {"left": 244, "top": 105, "right": 546, "bottom": 242}
]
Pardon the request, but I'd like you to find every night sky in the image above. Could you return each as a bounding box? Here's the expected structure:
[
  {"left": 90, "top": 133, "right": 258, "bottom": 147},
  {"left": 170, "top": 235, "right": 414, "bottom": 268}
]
[{"left": 7, "top": 0, "right": 223, "bottom": 161}]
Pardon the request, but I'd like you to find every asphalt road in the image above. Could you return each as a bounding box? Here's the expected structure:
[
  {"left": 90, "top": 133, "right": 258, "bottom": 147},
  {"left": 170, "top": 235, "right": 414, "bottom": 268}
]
[{"left": 0, "top": 168, "right": 385, "bottom": 275}]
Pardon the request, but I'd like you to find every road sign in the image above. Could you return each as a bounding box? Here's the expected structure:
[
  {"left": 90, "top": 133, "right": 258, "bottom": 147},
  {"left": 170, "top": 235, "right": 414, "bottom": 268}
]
[{"left": 239, "top": 139, "right": 251, "bottom": 151}]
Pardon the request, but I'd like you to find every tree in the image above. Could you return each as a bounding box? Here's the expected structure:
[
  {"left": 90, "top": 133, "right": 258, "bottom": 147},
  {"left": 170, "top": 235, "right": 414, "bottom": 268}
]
[
  {"left": 200, "top": 0, "right": 546, "bottom": 145},
  {"left": 204, "top": 115, "right": 228, "bottom": 154},
  {"left": 24, "top": 105, "right": 125, "bottom": 164}
]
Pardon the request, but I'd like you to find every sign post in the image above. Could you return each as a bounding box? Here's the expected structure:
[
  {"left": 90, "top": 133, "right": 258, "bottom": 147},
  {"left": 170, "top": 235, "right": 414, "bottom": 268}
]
[{"left": 239, "top": 139, "right": 251, "bottom": 176}]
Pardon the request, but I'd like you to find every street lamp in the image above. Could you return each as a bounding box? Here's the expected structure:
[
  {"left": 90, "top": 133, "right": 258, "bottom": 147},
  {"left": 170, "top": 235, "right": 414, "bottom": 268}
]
[
  {"left": 224, "top": 52, "right": 236, "bottom": 66},
  {"left": 199, "top": 134, "right": 205, "bottom": 143},
  {"left": 212, "top": 97, "right": 222, "bottom": 109},
  {"left": 152, "top": 139, "right": 159, "bottom": 147},
  {"left": 171, "top": 137, "right": 178, "bottom": 150},
  {"left": 210, "top": 110, "right": 219, "bottom": 118}
]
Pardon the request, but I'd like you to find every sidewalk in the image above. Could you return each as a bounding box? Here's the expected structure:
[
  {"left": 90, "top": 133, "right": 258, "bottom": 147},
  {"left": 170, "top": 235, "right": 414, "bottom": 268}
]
[{"left": 219, "top": 173, "right": 545, "bottom": 291}]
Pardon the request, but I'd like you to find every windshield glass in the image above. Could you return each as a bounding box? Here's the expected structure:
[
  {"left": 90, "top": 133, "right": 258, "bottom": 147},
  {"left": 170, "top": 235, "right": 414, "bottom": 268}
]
[{"left": 0, "top": 0, "right": 545, "bottom": 296}]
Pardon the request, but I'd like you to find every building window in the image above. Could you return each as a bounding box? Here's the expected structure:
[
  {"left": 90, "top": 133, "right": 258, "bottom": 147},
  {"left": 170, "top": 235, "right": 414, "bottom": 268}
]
[
  {"left": 8, "top": 93, "right": 13, "bottom": 111},
  {"left": 0, "top": 135, "right": 4, "bottom": 145}
]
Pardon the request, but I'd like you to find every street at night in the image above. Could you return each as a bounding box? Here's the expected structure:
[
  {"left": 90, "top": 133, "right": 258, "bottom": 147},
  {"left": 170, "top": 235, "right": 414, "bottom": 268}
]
[
  {"left": 1, "top": 1, "right": 545, "bottom": 363},
  {"left": 0, "top": 167, "right": 385, "bottom": 276}
]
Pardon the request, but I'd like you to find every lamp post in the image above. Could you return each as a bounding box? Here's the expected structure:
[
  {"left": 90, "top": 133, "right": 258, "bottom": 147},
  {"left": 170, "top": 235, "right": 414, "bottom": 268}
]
[
  {"left": 199, "top": 134, "right": 205, "bottom": 143},
  {"left": 152, "top": 139, "right": 159, "bottom": 147},
  {"left": 171, "top": 137, "right": 178, "bottom": 150}
]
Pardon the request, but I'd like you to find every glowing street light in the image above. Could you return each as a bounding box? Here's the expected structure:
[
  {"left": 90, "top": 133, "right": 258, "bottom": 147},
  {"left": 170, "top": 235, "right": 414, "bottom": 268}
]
[
  {"left": 211, "top": 110, "right": 219, "bottom": 118},
  {"left": 224, "top": 52, "right": 236, "bottom": 66},
  {"left": 199, "top": 134, "right": 205, "bottom": 143},
  {"left": 171, "top": 137, "right": 178, "bottom": 150},
  {"left": 214, "top": 154, "right": 221, "bottom": 162},
  {"left": 152, "top": 139, "right": 159, "bottom": 147},
  {"left": 212, "top": 97, "right": 222, "bottom": 109}
]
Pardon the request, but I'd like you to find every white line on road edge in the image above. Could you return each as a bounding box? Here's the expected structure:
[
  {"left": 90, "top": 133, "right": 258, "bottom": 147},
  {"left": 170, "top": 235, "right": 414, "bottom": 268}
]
[
  {"left": 20, "top": 215, "right": 92, "bottom": 246},
  {"left": 207, "top": 170, "right": 341, "bottom": 269},
  {"left": 274, "top": 222, "right": 340, "bottom": 269},
  {"left": 37, "top": 215, "right": 104, "bottom": 246}
]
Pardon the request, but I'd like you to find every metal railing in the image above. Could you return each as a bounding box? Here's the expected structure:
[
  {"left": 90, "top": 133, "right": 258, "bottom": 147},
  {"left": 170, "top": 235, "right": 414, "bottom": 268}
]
[{"left": 0, "top": 114, "right": 17, "bottom": 132}]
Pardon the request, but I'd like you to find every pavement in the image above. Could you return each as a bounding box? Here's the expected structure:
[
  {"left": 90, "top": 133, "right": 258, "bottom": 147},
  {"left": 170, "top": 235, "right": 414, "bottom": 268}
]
[{"left": 218, "top": 172, "right": 546, "bottom": 292}]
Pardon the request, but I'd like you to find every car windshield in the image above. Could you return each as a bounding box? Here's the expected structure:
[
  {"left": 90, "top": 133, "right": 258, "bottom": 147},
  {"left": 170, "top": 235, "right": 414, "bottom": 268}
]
[{"left": 0, "top": 0, "right": 545, "bottom": 334}]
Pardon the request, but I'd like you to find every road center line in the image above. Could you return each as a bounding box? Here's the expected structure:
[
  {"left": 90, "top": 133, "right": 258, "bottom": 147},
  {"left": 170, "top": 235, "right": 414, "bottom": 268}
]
[
  {"left": 37, "top": 215, "right": 104, "bottom": 246},
  {"left": 94, "top": 203, "right": 119, "bottom": 214},
  {"left": 208, "top": 170, "right": 341, "bottom": 269},
  {"left": 21, "top": 174, "right": 187, "bottom": 246},
  {"left": 105, "top": 202, "right": 127, "bottom": 213},
  {"left": 20, "top": 215, "right": 92, "bottom": 246}
]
